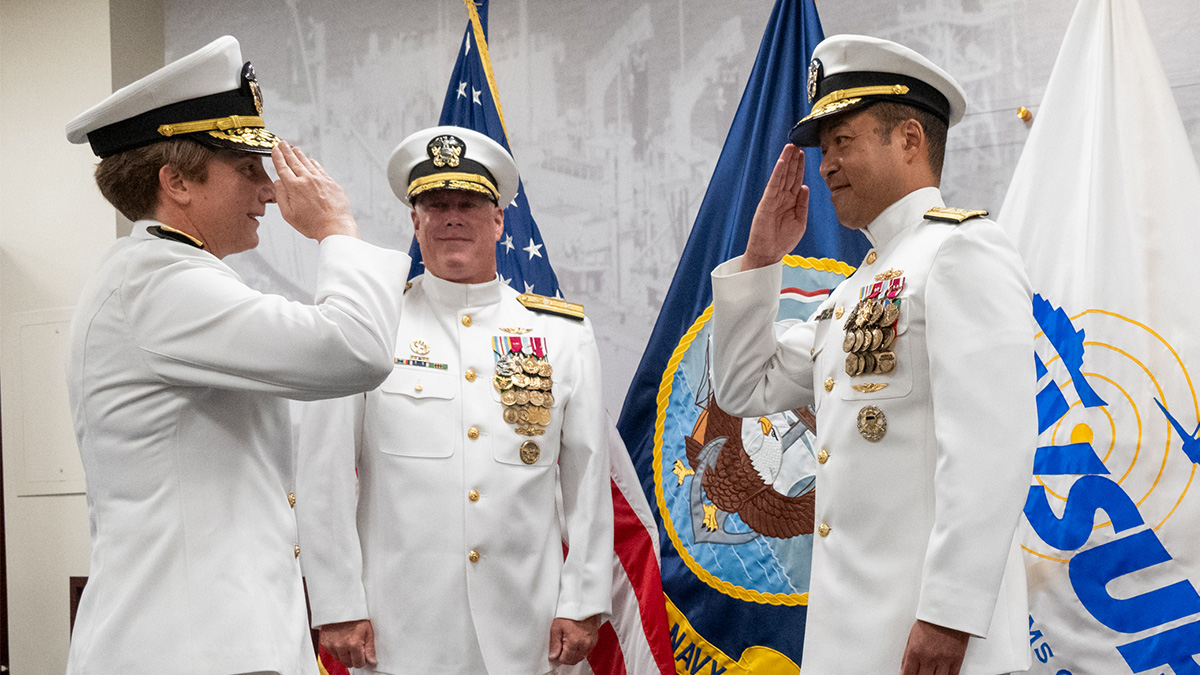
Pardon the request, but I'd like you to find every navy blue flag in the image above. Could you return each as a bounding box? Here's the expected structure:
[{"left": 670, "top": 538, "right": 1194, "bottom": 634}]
[
  {"left": 406, "top": 0, "right": 560, "bottom": 298},
  {"left": 616, "top": 0, "right": 869, "bottom": 671}
]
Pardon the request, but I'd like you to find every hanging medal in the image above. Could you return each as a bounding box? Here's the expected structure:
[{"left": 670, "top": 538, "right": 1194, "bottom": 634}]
[
  {"left": 493, "top": 335, "right": 554, "bottom": 437},
  {"left": 841, "top": 275, "right": 904, "bottom": 376}
]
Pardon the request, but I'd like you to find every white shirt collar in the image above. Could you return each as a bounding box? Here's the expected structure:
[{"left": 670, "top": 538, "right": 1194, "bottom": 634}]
[
  {"left": 421, "top": 270, "right": 503, "bottom": 309},
  {"left": 862, "top": 186, "right": 944, "bottom": 250}
]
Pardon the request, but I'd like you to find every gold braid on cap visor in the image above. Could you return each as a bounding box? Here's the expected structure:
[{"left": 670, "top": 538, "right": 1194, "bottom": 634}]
[
  {"left": 801, "top": 84, "right": 911, "bottom": 122},
  {"left": 408, "top": 172, "right": 500, "bottom": 202},
  {"left": 157, "top": 114, "right": 266, "bottom": 137}
]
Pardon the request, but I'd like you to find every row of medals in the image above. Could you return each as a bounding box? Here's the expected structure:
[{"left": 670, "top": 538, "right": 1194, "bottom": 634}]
[
  {"left": 494, "top": 352, "right": 554, "bottom": 436},
  {"left": 842, "top": 295, "right": 900, "bottom": 376}
]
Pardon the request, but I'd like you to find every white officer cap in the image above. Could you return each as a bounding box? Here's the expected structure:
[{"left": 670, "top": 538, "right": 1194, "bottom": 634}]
[
  {"left": 66, "top": 35, "right": 278, "bottom": 157},
  {"left": 790, "top": 34, "right": 967, "bottom": 147},
  {"left": 387, "top": 126, "right": 519, "bottom": 208}
]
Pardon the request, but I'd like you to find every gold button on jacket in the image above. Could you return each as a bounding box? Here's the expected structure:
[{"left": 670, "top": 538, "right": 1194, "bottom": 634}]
[
  {"left": 465, "top": 368, "right": 477, "bottom": 382},
  {"left": 824, "top": 377, "right": 835, "bottom": 392},
  {"left": 468, "top": 490, "right": 480, "bottom": 502},
  {"left": 467, "top": 426, "right": 480, "bottom": 440},
  {"left": 461, "top": 315, "right": 473, "bottom": 327},
  {"left": 817, "top": 449, "right": 829, "bottom": 464},
  {"left": 294, "top": 543, "right": 301, "bottom": 558},
  {"left": 287, "top": 492, "right": 296, "bottom": 508},
  {"left": 468, "top": 550, "right": 480, "bottom": 563},
  {"left": 818, "top": 523, "right": 831, "bottom": 538}
]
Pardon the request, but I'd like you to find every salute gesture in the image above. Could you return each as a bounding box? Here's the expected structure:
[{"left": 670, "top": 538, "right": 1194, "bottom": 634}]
[
  {"left": 272, "top": 139, "right": 360, "bottom": 241},
  {"left": 741, "top": 144, "right": 810, "bottom": 271}
]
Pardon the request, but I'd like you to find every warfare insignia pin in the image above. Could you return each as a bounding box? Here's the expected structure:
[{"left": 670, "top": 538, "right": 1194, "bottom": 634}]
[{"left": 428, "top": 134, "right": 465, "bottom": 168}]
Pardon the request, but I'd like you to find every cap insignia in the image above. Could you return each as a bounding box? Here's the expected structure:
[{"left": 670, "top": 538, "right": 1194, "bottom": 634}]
[
  {"left": 428, "top": 135, "right": 465, "bottom": 168},
  {"left": 807, "top": 58, "right": 823, "bottom": 104},
  {"left": 242, "top": 62, "right": 263, "bottom": 116}
]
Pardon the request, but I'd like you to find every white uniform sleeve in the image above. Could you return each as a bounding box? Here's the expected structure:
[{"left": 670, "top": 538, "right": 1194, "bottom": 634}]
[
  {"left": 916, "top": 223, "right": 1037, "bottom": 636},
  {"left": 295, "top": 393, "right": 370, "bottom": 627},
  {"left": 555, "top": 318, "right": 614, "bottom": 622},
  {"left": 126, "top": 235, "right": 408, "bottom": 400},
  {"left": 710, "top": 256, "right": 817, "bottom": 417}
]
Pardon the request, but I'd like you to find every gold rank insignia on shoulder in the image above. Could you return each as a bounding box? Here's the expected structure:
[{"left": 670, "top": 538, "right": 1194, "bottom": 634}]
[
  {"left": 923, "top": 206, "right": 988, "bottom": 224},
  {"left": 517, "top": 293, "right": 584, "bottom": 321}
]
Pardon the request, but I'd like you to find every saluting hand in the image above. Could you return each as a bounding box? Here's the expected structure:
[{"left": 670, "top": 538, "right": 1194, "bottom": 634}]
[
  {"left": 742, "top": 144, "right": 810, "bottom": 271},
  {"left": 321, "top": 618, "right": 377, "bottom": 670},
  {"left": 271, "top": 140, "right": 360, "bottom": 241},
  {"left": 549, "top": 614, "right": 601, "bottom": 666}
]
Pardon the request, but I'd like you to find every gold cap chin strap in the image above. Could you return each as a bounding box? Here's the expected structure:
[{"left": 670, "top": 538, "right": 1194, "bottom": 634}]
[
  {"left": 157, "top": 115, "right": 265, "bottom": 137},
  {"left": 810, "top": 84, "right": 910, "bottom": 112}
]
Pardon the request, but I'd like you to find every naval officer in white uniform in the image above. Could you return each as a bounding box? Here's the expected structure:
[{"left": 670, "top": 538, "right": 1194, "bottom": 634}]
[
  {"left": 710, "top": 35, "right": 1037, "bottom": 675},
  {"left": 64, "top": 36, "right": 409, "bottom": 674},
  {"left": 297, "top": 126, "right": 613, "bottom": 674}
]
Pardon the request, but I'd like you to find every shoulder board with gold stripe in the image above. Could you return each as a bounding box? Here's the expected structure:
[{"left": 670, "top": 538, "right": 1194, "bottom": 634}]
[
  {"left": 517, "top": 293, "right": 584, "bottom": 321},
  {"left": 923, "top": 206, "right": 988, "bottom": 224},
  {"left": 147, "top": 225, "right": 205, "bottom": 249}
]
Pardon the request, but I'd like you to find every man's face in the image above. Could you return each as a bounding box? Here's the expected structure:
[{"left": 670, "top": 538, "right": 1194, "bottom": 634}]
[
  {"left": 817, "top": 109, "right": 910, "bottom": 229},
  {"left": 411, "top": 189, "right": 504, "bottom": 284},
  {"left": 186, "top": 153, "right": 276, "bottom": 258}
]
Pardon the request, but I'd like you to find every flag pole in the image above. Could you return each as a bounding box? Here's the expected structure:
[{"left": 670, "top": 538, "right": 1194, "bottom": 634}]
[{"left": 463, "top": 0, "right": 511, "bottom": 141}]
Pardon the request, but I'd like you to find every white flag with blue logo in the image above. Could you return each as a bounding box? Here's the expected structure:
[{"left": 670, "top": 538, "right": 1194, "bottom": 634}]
[{"left": 998, "top": 0, "right": 1200, "bottom": 672}]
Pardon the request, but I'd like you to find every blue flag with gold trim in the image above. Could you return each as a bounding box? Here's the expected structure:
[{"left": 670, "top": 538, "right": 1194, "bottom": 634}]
[
  {"left": 407, "top": 0, "right": 560, "bottom": 298},
  {"left": 616, "top": 0, "right": 869, "bottom": 672}
]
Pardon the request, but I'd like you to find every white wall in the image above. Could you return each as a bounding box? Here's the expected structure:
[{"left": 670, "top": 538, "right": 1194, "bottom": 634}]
[{"left": 0, "top": 0, "right": 130, "bottom": 670}]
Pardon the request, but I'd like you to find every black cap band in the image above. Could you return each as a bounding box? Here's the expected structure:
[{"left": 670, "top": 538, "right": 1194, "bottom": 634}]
[
  {"left": 86, "top": 88, "right": 258, "bottom": 158},
  {"left": 407, "top": 157, "right": 499, "bottom": 203},
  {"left": 814, "top": 71, "right": 951, "bottom": 123}
]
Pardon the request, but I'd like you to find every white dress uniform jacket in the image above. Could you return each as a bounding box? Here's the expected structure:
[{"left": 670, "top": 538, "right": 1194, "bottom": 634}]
[
  {"left": 298, "top": 273, "right": 613, "bottom": 675},
  {"left": 66, "top": 222, "right": 409, "bottom": 675},
  {"left": 710, "top": 188, "right": 1036, "bottom": 674}
]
